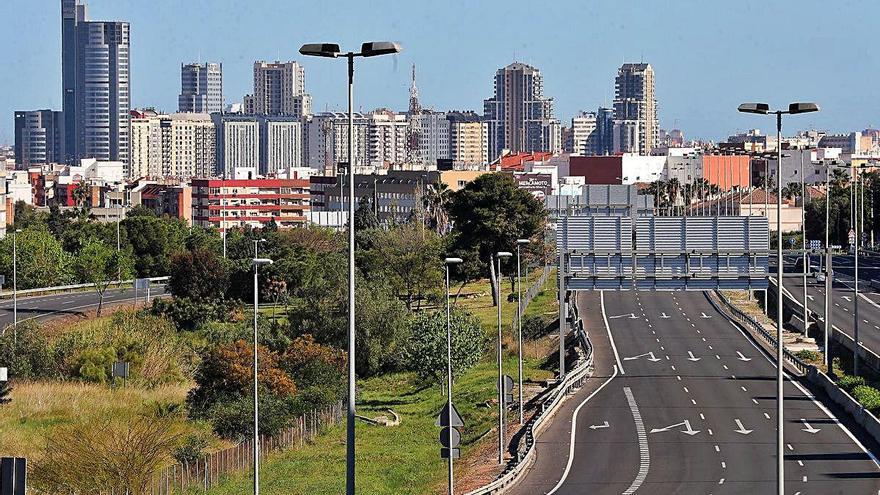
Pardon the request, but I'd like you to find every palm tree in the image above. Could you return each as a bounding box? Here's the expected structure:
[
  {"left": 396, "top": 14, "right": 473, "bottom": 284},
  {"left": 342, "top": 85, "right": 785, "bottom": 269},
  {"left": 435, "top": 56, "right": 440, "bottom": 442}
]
[
  {"left": 71, "top": 181, "right": 89, "bottom": 209},
  {"left": 423, "top": 179, "right": 451, "bottom": 234}
]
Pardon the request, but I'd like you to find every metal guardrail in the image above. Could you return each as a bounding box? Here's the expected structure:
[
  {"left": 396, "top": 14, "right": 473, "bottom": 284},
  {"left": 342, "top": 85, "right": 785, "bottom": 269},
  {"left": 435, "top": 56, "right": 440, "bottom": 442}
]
[
  {"left": 465, "top": 294, "right": 593, "bottom": 495},
  {"left": 710, "top": 288, "right": 809, "bottom": 374},
  {"left": 0, "top": 276, "right": 169, "bottom": 300}
]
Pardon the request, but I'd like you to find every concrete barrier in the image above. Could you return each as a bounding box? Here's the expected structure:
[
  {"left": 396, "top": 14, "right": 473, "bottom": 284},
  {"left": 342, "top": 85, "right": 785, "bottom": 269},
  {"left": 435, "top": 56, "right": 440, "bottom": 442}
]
[{"left": 805, "top": 367, "right": 880, "bottom": 444}]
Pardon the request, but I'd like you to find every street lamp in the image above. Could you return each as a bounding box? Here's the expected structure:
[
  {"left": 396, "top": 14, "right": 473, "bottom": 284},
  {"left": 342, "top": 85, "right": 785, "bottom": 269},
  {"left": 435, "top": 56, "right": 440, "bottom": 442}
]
[
  {"left": 443, "top": 257, "right": 462, "bottom": 495},
  {"left": 495, "top": 251, "right": 513, "bottom": 464},
  {"left": 251, "top": 257, "right": 273, "bottom": 495},
  {"left": 515, "top": 239, "right": 531, "bottom": 425},
  {"left": 253, "top": 238, "right": 267, "bottom": 258},
  {"left": 738, "top": 101, "right": 819, "bottom": 495},
  {"left": 12, "top": 228, "right": 21, "bottom": 340},
  {"left": 300, "top": 40, "right": 401, "bottom": 495}
]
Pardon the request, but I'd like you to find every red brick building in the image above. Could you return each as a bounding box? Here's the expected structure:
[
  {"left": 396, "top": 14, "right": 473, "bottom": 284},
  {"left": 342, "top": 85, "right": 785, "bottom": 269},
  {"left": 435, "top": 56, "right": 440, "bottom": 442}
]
[{"left": 191, "top": 178, "right": 310, "bottom": 230}]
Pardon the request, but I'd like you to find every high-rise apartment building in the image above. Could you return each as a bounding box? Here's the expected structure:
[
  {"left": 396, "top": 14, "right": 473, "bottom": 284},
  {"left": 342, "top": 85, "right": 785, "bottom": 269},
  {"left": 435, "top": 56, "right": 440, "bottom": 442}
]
[
  {"left": 483, "top": 62, "right": 555, "bottom": 160},
  {"left": 129, "top": 110, "right": 216, "bottom": 179},
  {"left": 447, "top": 111, "right": 489, "bottom": 166},
  {"left": 613, "top": 63, "right": 658, "bottom": 155},
  {"left": 594, "top": 107, "right": 615, "bottom": 155},
  {"left": 62, "top": 0, "right": 130, "bottom": 166},
  {"left": 410, "top": 111, "right": 450, "bottom": 165},
  {"left": 214, "top": 115, "right": 260, "bottom": 178},
  {"left": 250, "top": 61, "right": 312, "bottom": 117},
  {"left": 569, "top": 112, "right": 597, "bottom": 156},
  {"left": 261, "top": 117, "right": 303, "bottom": 174},
  {"left": 14, "top": 110, "right": 64, "bottom": 167},
  {"left": 367, "top": 110, "right": 409, "bottom": 166},
  {"left": 179, "top": 62, "right": 223, "bottom": 113}
]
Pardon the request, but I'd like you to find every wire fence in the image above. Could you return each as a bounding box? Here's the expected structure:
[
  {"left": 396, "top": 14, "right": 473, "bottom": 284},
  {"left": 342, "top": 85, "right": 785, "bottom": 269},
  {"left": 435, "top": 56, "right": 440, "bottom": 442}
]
[
  {"left": 511, "top": 265, "right": 552, "bottom": 330},
  {"left": 149, "top": 401, "right": 343, "bottom": 494}
]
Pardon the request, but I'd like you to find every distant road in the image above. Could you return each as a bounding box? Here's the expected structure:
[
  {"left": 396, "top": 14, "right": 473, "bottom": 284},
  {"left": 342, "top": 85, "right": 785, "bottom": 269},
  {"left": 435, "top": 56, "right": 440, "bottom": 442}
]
[
  {"left": 0, "top": 285, "right": 167, "bottom": 328},
  {"left": 511, "top": 289, "right": 880, "bottom": 494}
]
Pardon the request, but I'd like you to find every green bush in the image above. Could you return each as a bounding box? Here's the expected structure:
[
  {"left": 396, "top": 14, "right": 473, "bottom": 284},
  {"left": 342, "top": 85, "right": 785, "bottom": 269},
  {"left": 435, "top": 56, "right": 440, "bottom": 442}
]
[
  {"left": 203, "top": 394, "right": 298, "bottom": 440},
  {"left": 838, "top": 375, "right": 867, "bottom": 393},
  {"left": 794, "top": 349, "right": 820, "bottom": 363},
  {"left": 852, "top": 385, "right": 880, "bottom": 414},
  {"left": 0, "top": 322, "right": 56, "bottom": 379},
  {"left": 522, "top": 313, "right": 554, "bottom": 340},
  {"left": 76, "top": 347, "right": 117, "bottom": 383},
  {"left": 404, "top": 309, "right": 485, "bottom": 383},
  {"left": 173, "top": 433, "right": 209, "bottom": 464}
]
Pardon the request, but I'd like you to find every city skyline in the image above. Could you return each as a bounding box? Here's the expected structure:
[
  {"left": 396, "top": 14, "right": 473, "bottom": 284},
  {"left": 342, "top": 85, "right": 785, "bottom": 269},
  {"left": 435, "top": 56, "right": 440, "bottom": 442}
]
[{"left": 1, "top": 0, "right": 879, "bottom": 146}]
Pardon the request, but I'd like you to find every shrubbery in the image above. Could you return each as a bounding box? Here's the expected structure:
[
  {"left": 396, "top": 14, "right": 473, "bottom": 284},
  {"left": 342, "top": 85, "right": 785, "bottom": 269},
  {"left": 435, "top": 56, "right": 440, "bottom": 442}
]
[
  {"left": 852, "top": 385, "right": 880, "bottom": 414},
  {"left": 522, "top": 313, "right": 554, "bottom": 340},
  {"left": 404, "top": 310, "right": 484, "bottom": 383},
  {"left": 838, "top": 374, "right": 866, "bottom": 392}
]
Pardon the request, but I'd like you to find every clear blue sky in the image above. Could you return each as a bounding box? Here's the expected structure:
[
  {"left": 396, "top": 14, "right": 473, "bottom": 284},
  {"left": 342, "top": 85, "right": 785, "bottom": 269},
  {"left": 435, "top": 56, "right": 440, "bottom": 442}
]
[{"left": 1, "top": 0, "right": 878, "bottom": 146}]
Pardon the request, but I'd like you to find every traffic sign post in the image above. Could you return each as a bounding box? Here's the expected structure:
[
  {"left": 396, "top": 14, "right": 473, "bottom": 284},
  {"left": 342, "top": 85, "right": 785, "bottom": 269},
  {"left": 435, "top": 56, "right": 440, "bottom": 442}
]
[
  {"left": 501, "top": 374, "right": 515, "bottom": 405},
  {"left": 0, "top": 457, "right": 27, "bottom": 495},
  {"left": 436, "top": 403, "right": 464, "bottom": 464}
]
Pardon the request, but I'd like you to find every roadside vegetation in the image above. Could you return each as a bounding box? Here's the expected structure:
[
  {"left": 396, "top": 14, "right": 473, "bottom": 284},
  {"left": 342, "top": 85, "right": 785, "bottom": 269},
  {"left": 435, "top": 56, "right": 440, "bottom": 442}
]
[{"left": 0, "top": 173, "right": 554, "bottom": 494}]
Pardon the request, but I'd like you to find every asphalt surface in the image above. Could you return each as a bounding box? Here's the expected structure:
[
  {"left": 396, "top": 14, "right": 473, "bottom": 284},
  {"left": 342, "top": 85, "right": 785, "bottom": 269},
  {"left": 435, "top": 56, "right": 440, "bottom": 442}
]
[
  {"left": 0, "top": 285, "right": 166, "bottom": 328},
  {"left": 513, "top": 289, "right": 880, "bottom": 494},
  {"left": 776, "top": 254, "right": 880, "bottom": 356}
]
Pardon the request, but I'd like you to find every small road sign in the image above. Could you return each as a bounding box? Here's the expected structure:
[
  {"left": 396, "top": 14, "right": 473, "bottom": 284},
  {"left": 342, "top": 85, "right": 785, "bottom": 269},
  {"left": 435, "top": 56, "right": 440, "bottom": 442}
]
[
  {"left": 439, "top": 426, "right": 461, "bottom": 449},
  {"left": 435, "top": 402, "right": 464, "bottom": 427},
  {"left": 440, "top": 447, "right": 460, "bottom": 459},
  {"left": 0, "top": 457, "right": 27, "bottom": 495},
  {"left": 0, "top": 367, "right": 7, "bottom": 382}
]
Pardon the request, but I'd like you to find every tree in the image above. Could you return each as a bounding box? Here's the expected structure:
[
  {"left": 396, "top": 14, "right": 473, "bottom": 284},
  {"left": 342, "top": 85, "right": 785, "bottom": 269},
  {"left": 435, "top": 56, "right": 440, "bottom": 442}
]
[
  {"left": 354, "top": 196, "right": 380, "bottom": 231},
  {"left": 123, "top": 215, "right": 188, "bottom": 277},
  {"left": 74, "top": 238, "right": 134, "bottom": 316},
  {"left": 71, "top": 181, "right": 90, "bottom": 209},
  {"left": 404, "top": 309, "right": 484, "bottom": 383},
  {"left": 168, "top": 247, "right": 230, "bottom": 302},
  {"left": 12, "top": 201, "right": 47, "bottom": 231},
  {"left": 423, "top": 178, "right": 452, "bottom": 234},
  {"left": 448, "top": 173, "right": 547, "bottom": 305},
  {"left": 362, "top": 222, "right": 443, "bottom": 310},
  {"left": 0, "top": 228, "right": 75, "bottom": 289}
]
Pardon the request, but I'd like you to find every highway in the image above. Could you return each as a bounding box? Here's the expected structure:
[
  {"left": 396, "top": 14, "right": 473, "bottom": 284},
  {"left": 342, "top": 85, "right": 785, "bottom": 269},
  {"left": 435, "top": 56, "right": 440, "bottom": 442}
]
[
  {"left": 778, "top": 254, "right": 880, "bottom": 357},
  {"left": 0, "top": 285, "right": 165, "bottom": 329},
  {"left": 513, "top": 289, "right": 880, "bottom": 494}
]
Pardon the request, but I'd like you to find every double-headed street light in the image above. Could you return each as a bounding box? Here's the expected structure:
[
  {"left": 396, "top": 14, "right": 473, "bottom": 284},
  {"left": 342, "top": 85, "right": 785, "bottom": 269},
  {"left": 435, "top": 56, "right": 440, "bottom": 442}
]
[
  {"left": 495, "top": 251, "right": 513, "bottom": 464},
  {"left": 253, "top": 238, "right": 267, "bottom": 258},
  {"left": 300, "top": 40, "right": 401, "bottom": 495},
  {"left": 251, "top": 257, "right": 274, "bottom": 495},
  {"left": 738, "top": 101, "right": 819, "bottom": 495},
  {"left": 443, "top": 257, "right": 462, "bottom": 495},
  {"left": 515, "top": 239, "right": 531, "bottom": 425}
]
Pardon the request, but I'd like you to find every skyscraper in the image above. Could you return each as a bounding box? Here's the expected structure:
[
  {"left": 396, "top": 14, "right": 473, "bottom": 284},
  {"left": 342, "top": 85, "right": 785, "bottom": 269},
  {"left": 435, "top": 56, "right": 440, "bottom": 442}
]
[
  {"left": 14, "top": 110, "right": 64, "bottom": 167},
  {"left": 613, "top": 63, "right": 658, "bottom": 155},
  {"left": 179, "top": 62, "right": 223, "bottom": 113},
  {"left": 250, "top": 61, "right": 311, "bottom": 117},
  {"left": 61, "top": 0, "right": 131, "bottom": 165},
  {"left": 594, "top": 107, "right": 614, "bottom": 155},
  {"left": 483, "top": 62, "right": 556, "bottom": 159}
]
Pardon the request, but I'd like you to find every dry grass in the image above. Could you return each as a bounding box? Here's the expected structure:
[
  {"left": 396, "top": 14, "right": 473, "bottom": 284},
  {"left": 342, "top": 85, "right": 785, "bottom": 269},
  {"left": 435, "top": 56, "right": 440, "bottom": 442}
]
[{"left": 0, "top": 380, "right": 193, "bottom": 459}]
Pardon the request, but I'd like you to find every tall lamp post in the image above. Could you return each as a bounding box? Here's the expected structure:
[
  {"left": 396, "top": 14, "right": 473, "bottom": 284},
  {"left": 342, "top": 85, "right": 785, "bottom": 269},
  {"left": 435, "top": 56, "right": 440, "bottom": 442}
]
[
  {"left": 300, "top": 41, "right": 401, "bottom": 495},
  {"left": 800, "top": 150, "right": 809, "bottom": 337},
  {"left": 443, "top": 257, "right": 462, "bottom": 495},
  {"left": 12, "top": 228, "right": 21, "bottom": 338},
  {"left": 495, "top": 251, "right": 513, "bottom": 464},
  {"left": 738, "top": 102, "right": 819, "bottom": 495},
  {"left": 253, "top": 238, "right": 267, "bottom": 258},
  {"left": 515, "top": 239, "right": 531, "bottom": 425},
  {"left": 251, "top": 257, "right": 273, "bottom": 495}
]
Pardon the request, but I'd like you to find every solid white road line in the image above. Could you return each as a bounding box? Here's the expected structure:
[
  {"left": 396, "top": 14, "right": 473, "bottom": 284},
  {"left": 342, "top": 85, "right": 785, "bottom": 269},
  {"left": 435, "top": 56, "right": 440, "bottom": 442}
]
[{"left": 601, "top": 290, "right": 624, "bottom": 375}]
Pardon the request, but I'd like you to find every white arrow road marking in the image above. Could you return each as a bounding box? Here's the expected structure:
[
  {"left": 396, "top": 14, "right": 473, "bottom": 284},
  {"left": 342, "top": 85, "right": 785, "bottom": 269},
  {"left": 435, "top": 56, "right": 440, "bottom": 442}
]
[
  {"left": 807, "top": 295, "right": 814, "bottom": 301},
  {"left": 687, "top": 351, "right": 701, "bottom": 362},
  {"left": 700, "top": 312, "right": 712, "bottom": 318},
  {"left": 623, "top": 352, "right": 661, "bottom": 362},
  {"left": 801, "top": 418, "right": 821, "bottom": 434},
  {"left": 589, "top": 421, "right": 610, "bottom": 430},
  {"left": 736, "top": 351, "right": 752, "bottom": 362},
  {"left": 660, "top": 312, "right": 670, "bottom": 319},
  {"left": 734, "top": 419, "right": 753, "bottom": 435},
  {"left": 650, "top": 419, "right": 700, "bottom": 435},
  {"left": 609, "top": 313, "right": 638, "bottom": 319},
  {"left": 843, "top": 295, "right": 852, "bottom": 302}
]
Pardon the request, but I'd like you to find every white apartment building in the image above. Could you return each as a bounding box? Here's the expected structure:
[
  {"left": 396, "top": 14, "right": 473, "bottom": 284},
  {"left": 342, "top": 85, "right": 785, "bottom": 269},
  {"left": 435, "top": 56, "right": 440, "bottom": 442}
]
[
  {"left": 262, "top": 119, "right": 302, "bottom": 174},
  {"left": 215, "top": 117, "right": 260, "bottom": 179},
  {"left": 250, "top": 61, "right": 312, "bottom": 117},
  {"left": 448, "top": 112, "right": 489, "bottom": 166},
  {"left": 570, "top": 112, "right": 597, "bottom": 156},
  {"left": 130, "top": 111, "right": 216, "bottom": 179},
  {"left": 410, "top": 111, "right": 450, "bottom": 165},
  {"left": 130, "top": 113, "right": 162, "bottom": 177},
  {"left": 367, "top": 110, "right": 408, "bottom": 167},
  {"left": 304, "top": 112, "right": 370, "bottom": 173}
]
